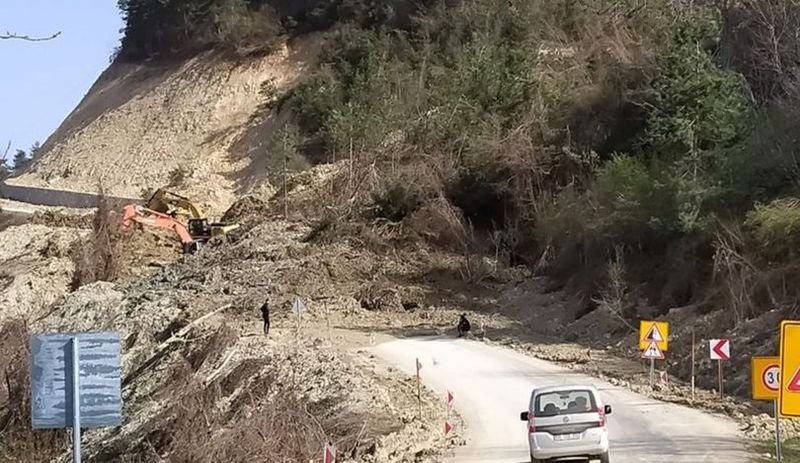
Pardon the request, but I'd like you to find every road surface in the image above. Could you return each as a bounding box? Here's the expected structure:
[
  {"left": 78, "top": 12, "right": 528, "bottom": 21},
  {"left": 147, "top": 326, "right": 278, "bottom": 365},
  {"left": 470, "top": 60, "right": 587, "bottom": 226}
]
[{"left": 372, "top": 337, "right": 752, "bottom": 463}]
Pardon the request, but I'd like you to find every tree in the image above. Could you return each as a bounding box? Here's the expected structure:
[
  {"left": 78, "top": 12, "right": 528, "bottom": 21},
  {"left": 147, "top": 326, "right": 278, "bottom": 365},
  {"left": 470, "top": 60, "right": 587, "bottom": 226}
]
[
  {"left": 0, "top": 157, "right": 9, "bottom": 181},
  {"left": 12, "top": 149, "right": 30, "bottom": 171},
  {"left": 29, "top": 141, "right": 42, "bottom": 160}
]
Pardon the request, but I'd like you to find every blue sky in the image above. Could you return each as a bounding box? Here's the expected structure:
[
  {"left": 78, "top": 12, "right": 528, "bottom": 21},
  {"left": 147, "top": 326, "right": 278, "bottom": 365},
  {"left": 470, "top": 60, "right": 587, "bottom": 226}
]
[{"left": 0, "top": 1, "right": 122, "bottom": 159}]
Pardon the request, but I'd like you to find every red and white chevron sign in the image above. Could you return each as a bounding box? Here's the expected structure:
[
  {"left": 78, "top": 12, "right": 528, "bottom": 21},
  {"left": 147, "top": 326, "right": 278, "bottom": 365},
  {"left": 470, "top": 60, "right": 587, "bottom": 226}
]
[
  {"left": 709, "top": 339, "right": 731, "bottom": 361},
  {"left": 323, "top": 444, "right": 335, "bottom": 463}
]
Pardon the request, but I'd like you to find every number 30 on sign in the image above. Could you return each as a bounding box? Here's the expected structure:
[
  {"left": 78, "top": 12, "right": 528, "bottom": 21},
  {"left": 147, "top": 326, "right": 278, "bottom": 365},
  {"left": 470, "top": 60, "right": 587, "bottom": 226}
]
[{"left": 752, "top": 356, "right": 780, "bottom": 401}]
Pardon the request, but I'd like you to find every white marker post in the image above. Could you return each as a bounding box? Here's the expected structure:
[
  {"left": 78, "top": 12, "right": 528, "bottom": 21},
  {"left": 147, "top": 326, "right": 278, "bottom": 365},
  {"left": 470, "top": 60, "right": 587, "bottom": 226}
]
[
  {"left": 691, "top": 328, "right": 696, "bottom": 402},
  {"left": 415, "top": 358, "right": 422, "bottom": 419},
  {"left": 445, "top": 391, "right": 454, "bottom": 435},
  {"left": 71, "top": 336, "right": 81, "bottom": 463}
]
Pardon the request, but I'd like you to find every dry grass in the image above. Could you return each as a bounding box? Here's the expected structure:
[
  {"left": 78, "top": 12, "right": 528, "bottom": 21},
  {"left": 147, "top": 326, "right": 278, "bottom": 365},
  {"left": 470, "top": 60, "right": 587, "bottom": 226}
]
[
  {"left": 94, "top": 322, "right": 376, "bottom": 463},
  {"left": 0, "top": 319, "right": 66, "bottom": 461},
  {"left": 70, "top": 192, "right": 123, "bottom": 289}
]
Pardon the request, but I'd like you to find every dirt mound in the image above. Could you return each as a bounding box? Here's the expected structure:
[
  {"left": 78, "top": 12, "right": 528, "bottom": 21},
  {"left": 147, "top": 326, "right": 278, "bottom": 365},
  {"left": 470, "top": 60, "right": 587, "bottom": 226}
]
[
  {"left": 0, "top": 223, "right": 84, "bottom": 323},
  {"left": 0, "top": 212, "right": 26, "bottom": 232},
  {"left": 221, "top": 195, "right": 270, "bottom": 224},
  {"left": 28, "top": 210, "right": 93, "bottom": 229}
]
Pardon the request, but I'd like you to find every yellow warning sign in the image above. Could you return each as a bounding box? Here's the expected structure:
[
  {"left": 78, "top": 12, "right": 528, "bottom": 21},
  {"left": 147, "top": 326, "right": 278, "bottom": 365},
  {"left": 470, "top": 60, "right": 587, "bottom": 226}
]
[
  {"left": 752, "top": 356, "right": 780, "bottom": 401},
  {"left": 780, "top": 321, "right": 800, "bottom": 416},
  {"left": 639, "top": 320, "right": 669, "bottom": 352}
]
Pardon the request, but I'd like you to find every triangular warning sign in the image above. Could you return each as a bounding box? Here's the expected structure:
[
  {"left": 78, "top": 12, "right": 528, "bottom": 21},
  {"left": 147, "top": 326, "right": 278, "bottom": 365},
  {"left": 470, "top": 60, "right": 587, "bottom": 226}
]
[
  {"left": 641, "top": 341, "right": 665, "bottom": 360},
  {"left": 444, "top": 421, "right": 453, "bottom": 435},
  {"left": 645, "top": 324, "right": 663, "bottom": 342},
  {"left": 788, "top": 367, "right": 800, "bottom": 392}
]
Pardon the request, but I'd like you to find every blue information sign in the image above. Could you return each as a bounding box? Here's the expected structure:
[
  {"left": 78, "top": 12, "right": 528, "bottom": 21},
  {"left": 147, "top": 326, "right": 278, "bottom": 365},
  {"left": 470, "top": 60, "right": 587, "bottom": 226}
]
[{"left": 30, "top": 331, "right": 122, "bottom": 429}]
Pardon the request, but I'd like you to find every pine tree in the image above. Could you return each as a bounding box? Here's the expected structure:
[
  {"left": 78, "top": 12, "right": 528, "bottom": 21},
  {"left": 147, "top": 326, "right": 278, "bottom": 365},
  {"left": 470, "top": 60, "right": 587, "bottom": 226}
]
[
  {"left": 29, "top": 141, "right": 41, "bottom": 160},
  {"left": 12, "top": 149, "right": 30, "bottom": 171}
]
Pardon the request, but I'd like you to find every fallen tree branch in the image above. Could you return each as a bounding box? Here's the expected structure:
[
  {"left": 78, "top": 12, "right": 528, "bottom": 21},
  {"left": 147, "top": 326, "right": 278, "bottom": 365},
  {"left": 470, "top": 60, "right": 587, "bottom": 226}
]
[{"left": 0, "top": 31, "right": 61, "bottom": 42}]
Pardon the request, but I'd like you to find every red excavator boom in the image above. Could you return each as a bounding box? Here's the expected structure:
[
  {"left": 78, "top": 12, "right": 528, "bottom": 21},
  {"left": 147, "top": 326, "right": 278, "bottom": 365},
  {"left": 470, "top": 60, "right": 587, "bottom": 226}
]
[{"left": 121, "top": 204, "right": 196, "bottom": 247}]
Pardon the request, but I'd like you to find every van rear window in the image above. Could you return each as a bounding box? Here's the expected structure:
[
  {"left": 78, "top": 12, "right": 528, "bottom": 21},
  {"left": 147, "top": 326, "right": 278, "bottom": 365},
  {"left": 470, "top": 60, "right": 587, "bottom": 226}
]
[{"left": 534, "top": 390, "right": 597, "bottom": 417}]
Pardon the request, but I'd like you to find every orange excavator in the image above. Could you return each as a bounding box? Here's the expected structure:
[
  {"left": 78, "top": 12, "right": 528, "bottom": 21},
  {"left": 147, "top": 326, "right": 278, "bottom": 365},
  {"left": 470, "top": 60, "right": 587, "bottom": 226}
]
[{"left": 121, "top": 204, "right": 206, "bottom": 254}]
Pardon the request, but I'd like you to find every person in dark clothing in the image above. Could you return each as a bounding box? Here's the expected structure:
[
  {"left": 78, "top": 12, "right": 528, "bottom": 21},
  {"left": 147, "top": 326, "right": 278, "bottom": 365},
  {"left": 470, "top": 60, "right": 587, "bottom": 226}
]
[
  {"left": 259, "top": 300, "right": 270, "bottom": 335},
  {"left": 457, "top": 313, "right": 471, "bottom": 338}
]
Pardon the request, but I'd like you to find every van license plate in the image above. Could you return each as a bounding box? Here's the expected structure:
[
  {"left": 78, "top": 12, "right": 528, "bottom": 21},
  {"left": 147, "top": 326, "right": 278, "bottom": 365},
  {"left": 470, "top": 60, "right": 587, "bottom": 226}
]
[{"left": 554, "top": 433, "right": 581, "bottom": 441}]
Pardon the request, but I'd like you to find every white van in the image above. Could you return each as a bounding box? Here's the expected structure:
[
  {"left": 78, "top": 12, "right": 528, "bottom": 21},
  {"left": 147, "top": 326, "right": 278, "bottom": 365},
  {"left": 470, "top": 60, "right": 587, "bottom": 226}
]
[{"left": 519, "top": 384, "right": 611, "bottom": 463}]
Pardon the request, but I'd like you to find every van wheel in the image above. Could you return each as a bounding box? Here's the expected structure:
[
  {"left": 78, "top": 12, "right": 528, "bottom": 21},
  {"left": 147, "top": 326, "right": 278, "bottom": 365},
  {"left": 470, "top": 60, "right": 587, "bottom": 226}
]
[{"left": 598, "top": 452, "right": 610, "bottom": 463}]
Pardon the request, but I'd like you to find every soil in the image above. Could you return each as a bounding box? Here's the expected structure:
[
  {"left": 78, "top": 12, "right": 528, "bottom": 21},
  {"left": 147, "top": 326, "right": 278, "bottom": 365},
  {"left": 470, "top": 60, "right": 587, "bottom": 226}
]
[{"left": 8, "top": 37, "right": 319, "bottom": 217}]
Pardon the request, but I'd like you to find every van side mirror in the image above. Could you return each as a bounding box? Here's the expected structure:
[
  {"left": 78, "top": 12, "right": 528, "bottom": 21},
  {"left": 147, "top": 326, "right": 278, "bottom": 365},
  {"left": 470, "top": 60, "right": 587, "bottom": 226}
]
[
  {"left": 604, "top": 405, "right": 612, "bottom": 415},
  {"left": 520, "top": 411, "right": 529, "bottom": 421}
]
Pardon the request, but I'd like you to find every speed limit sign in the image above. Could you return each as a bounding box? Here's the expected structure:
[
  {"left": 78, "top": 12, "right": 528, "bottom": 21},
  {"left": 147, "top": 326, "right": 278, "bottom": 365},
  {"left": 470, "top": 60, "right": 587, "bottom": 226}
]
[
  {"left": 752, "top": 356, "right": 780, "bottom": 400},
  {"left": 763, "top": 365, "right": 780, "bottom": 391}
]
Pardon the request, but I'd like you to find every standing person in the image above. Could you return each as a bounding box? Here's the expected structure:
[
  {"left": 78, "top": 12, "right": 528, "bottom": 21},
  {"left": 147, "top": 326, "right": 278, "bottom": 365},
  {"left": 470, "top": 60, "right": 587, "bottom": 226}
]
[
  {"left": 457, "top": 313, "right": 471, "bottom": 338},
  {"left": 259, "top": 299, "right": 270, "bottom": 335}
]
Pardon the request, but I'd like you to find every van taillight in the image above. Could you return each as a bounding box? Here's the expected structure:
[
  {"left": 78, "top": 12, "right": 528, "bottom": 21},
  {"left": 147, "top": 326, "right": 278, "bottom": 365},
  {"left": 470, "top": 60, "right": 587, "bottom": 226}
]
[
  {"left": 597, "top": 407, "right": 606, "bottom": 427},
  {"left": 528, "top": 416, "right": 536, "bottom": 433}
]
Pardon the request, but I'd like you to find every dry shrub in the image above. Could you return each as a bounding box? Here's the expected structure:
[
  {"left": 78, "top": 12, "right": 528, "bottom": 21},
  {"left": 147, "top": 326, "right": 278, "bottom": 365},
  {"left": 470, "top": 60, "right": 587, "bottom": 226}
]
[
  {"left": 70, "top": 193, "right": 123, "bottom": 289},
  {"left": 410, "top": 195, "right": 497, "bottom": 283},
  {"left": 713, "top": 205, "right": 800, "bottom": 322},
  {"left": 713, "top": 221, "right": 762, "bottom": 324},
  {"left": 181, "top": 323, "right": 238, "bottom": 372},
  {"left": 0, "top": 319, "right": 66, "bottom": 461},
  {"left": 721, "top": 0, "right": 800, "bottom": 103},
  {"left": 121, "top": 355, "right": 370, "bottom": 463},
  {"left": 355, "top": 281, "right": 403, "bottom": 311},
  {"left": 591, "top": 247, "right": 637, "bottom": 332}
]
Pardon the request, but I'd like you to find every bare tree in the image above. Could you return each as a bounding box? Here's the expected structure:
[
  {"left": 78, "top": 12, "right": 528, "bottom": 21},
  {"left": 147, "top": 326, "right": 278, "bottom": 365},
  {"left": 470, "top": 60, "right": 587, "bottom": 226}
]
[
  {"left": 0, "top": 31, "right": 61, "bottom": 42},
  {"left": 720, "top": 0, "right": 800, "bottom": 103}
]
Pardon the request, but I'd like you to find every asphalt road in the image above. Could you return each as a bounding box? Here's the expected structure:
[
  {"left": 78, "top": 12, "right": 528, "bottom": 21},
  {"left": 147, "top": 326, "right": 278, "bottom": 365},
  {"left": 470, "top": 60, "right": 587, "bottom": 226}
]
[{"left": 372, "top": 337, "right": 752, "bottom": 463}]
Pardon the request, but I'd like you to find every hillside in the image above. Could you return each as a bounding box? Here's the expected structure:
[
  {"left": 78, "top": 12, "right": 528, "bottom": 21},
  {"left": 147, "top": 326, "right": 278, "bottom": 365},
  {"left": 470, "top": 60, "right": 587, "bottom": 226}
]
[
  {"left": 8, "top": 40, "right": 313, "bottom": 216},
  {"left": 4, "top": 0, "right": 800, "bottom": 460}
]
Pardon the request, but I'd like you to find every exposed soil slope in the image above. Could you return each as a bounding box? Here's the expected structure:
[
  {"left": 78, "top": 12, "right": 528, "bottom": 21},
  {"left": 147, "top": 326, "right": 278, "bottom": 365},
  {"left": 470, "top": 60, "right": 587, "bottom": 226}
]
[{"left": 8, "top": 39, "right": 316, "bottom": 216}]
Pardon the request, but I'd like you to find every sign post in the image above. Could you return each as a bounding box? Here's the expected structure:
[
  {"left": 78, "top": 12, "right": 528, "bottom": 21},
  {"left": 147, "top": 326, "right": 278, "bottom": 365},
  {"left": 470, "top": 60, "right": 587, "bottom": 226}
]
[
  {"left": 639, "top": 321, "right": 669, "bottom": 388},
  {"left": 752, "top": 356, "right": 781, "bottom": 462},
  {"left": 71, "top": 337, "right": 81, "bottom": 463},
  {"left": 775, "top": 399, "right": 783, "bottom": 462},
  {"left": 691, "top": 328, "right": 696, "bottom": 402},
  {"left": 415, "top": 358, "right": 422, "bottom": 419},
  {"left": 709, "top": 339, "right": 731, "bottom": 397},
  {"left": 31, "top": 331, "right": 122, "bottom": 463},
  {"left": 641, "top": 341, "right": 664, "bottom": 388}
]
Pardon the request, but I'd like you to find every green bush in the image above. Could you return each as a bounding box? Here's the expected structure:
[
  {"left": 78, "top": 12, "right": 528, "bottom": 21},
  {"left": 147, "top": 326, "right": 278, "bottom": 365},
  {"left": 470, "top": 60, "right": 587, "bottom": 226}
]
[
  {"left": 117, "top": 0, "right": 280, "bottom": 58},
  {"left": 744, "top": 198, "right": 800, "bottom": 262},
  {"left": 446, "top": 159, "right": 510, "bottom": 229},
  {"left": 595, "top": 155, "right": 679, "bottom": 246},
  {"left": 371, "top": 178, "right": 424, "bottom": 222},
  {"left": 641, "top": 9, "right": 752, "bottom": 227},
  {"left": 534, "top": 186, "right": 596, "bottom": 253}
]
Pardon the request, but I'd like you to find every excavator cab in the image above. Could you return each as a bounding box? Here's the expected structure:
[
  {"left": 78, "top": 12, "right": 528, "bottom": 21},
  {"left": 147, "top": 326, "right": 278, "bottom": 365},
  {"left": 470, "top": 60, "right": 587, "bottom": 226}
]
[{"left": 188, "top": 217, "right": 212, "bottom": 238}]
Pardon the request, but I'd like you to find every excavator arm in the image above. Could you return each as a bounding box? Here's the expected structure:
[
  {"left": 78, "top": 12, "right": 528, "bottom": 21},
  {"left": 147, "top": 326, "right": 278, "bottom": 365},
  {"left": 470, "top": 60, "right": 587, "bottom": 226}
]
[
  {"left": 121, "top": 204, "right": 196, "bottom": 246},
  {"left": 146, "top": 188, "right": 204, "bottom": 219}
]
